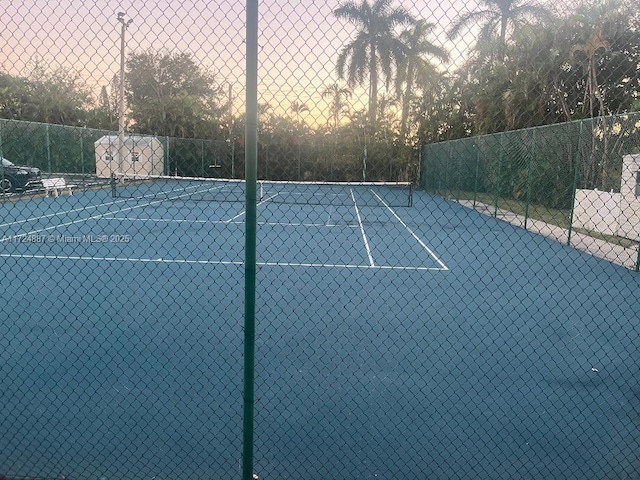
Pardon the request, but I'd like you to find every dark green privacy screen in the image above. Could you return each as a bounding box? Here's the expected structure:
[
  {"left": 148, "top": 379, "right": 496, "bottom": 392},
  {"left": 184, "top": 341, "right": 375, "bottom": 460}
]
[{"left": 1, "top": 0, "right": 640, "bottom": 479}]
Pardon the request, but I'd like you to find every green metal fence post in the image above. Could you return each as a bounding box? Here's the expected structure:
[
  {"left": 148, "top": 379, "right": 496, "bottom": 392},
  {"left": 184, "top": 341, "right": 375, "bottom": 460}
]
[
  {"left": 164, "top": 136, "right": 171, "bottom": 175},
  {"left": 232, "top": 141, "right": 236, "bottom": 179},
  {"left": 201, "top": 139, "right": 205, "bottom": 177},
  {"left": 243, "top": 0, "right": 258, "bottom": 479},
  {"left": 456, "top": 144, "right": 462, "bottom": 202},
  {"left": 362, "top": 145, "right": 367, "bottom": 181},
  {"left": 417, "top": 143, "right": 422, "bottom": 187},
  {"left": 473, "top": 141, "right": 480, "bottom": 208},
  {"left": 46, "top": 123, "right": 52, "bottom": 174},
  {"left": 0, "top": 124, "right": 5, "bottom": 203},
  {"left": 494, "top": 133, "right": 504, "bottom": 218},
  {"left": 567, "top": 121, "right": 584, "bottom": 246},
  {"left": 524, "top": 129, "right": 536, "bottom": 230},
  {"left": 80, "top": 127, "right": 85, "bottom": 190}
]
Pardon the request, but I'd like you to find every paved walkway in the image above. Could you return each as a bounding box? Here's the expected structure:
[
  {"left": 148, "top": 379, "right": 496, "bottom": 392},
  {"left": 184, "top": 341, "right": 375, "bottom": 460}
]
[{"left": 458, "top": 200, "right": 640, "bottom": 271}]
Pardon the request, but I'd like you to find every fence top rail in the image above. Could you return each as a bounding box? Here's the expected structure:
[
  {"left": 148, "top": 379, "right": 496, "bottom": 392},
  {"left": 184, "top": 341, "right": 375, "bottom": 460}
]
[{"left": 424, "top": 111, "right": 640, "bottom": 149}]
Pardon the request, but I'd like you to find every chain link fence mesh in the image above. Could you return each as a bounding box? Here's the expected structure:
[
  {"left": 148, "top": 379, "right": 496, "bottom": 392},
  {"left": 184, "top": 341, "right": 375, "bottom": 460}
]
[
  {"left": 1, "top": 0, "right": 640, "bottom": 479},
  {"left": 421, "top": 112, "right": 640, "bottom": 269}
]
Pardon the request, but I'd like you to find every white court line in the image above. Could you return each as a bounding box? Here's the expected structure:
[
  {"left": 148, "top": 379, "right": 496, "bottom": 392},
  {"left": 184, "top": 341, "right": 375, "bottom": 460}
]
[
  {"left": 351, "top": 189, "right": 375, "bottom": 267},
  {"left": 224, "top": 193, "right": 280, "bottom": 223},
  {"left": 107, "top": 216, "right": 359, "bottom": 228},
  {"left": 0, "top": 181, "right": 224, "bottom": 230},
  {"left": 106, "top": 216, "right": 217, "bottom": 225},
  {"left": 0, "top": 196, "right": 133, "bottom": 229},
  {"left": 6, "top": 186, "right": 223, "bottom": 241},
  {"left": 120, "top": 181, "right": 225, "bottom": 202},
  {"left": 326, "top": 206, "right": 333, "bottom": 227},
  {"left": 372, "top": 191, "right": 449, "bottom": 271},
  {"left": 0, "top": 253, "right": 446, "bottom": 271}
]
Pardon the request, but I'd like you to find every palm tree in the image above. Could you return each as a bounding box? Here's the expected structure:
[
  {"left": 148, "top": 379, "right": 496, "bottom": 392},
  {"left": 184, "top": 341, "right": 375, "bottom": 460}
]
[
  {"left": 448, "top": 0, "right": 552, "bottom": 61},
  {"left": 396, "top": 20, "right": 448, "bottom": 143},
  {"left": 569, "top": 4, "right": 615, "bottom": 190},
  {"left": 321, "top": 83, "right": 352, "bottom": 131},
  {"left": 289, "top": 101, "right": 309, "bottom": 129},
  {"left": 289, "top": 101, "right": 309, "bottom": 179},
  {"left": 570, "top": 31, "right": 609, "bottom": 120},
  {"left": 334, "top": 0, "right": 415, "bottom": 125}
]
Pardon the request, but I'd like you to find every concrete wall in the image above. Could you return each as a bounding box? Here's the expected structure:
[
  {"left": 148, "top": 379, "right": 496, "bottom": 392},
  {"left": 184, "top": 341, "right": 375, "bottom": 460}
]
[
  {"left": 617, "top": 154, "right": 640, "bottom": 241},
  {"left": 573, "top": 189, "right": 621, "bottom": 236},
  {"left": 572, "top": 155, "right": 640, "bottom": 241}
]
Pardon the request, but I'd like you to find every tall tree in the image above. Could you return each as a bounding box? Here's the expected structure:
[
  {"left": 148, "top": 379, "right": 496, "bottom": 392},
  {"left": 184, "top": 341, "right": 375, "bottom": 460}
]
[
  {"left": 289, "top": 101, "right": 310, "bottom": 129},
  {"left": 87, "top": 84, "right": 117, "bottom": 130},
  {"left": 289, "top": 101, "right": 310, "bottom": 179},
  {"left": 334, "top": 0, "right": 415, "bottom": 125},
  {"left": 448, "top": 0, "right": 552, "bottom": 61},
  {"left": 570, "top": 28, "right": 609, "bottom": 119},
  {"left": 321, "top": 83, "right": 352, "bottom": 131},
  {"left": 395, "top": 20, "right": 448, "bottom": 143},
  {"left": 0, "top": 61, "right": 90, "bottom": 125},
  {"left": 126, "top": 50, "right": 224, "bottom": 137}
]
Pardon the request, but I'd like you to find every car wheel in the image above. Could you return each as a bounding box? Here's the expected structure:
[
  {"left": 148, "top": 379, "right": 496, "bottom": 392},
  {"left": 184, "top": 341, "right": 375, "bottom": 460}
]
[{"left": 1, "top": 178, "right": 14, "bottom": 193}]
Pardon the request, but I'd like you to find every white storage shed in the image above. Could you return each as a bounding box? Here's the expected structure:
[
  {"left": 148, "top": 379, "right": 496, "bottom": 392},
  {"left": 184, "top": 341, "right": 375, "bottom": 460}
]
[{"left": 95, "top": 135, "right": 164, "bottom": 178}]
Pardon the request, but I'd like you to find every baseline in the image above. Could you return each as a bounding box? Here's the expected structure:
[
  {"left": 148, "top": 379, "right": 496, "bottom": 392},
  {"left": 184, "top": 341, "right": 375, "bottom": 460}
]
[
  {"left": 103, "top": 216, "right": 359, "bottom": 229},
  {"left": 0, "top": 253, "right": 448, "bottom": 271}
]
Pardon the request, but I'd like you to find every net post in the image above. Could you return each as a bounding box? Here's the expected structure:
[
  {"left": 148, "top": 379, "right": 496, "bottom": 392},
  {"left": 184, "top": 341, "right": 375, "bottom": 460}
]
[{"left": 110, "top": 173, "right": 117, "bottom": 198}]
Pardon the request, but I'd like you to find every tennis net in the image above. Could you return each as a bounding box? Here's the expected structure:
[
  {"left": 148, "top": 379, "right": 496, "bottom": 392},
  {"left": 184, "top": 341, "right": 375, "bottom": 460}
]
[{"left": 111, "top": 175, "right": 414, "bottom": 207}]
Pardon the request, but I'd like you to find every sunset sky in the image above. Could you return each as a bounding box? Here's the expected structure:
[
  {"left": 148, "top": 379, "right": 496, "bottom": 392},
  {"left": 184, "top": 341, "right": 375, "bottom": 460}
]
[{"left": 1, "top": 0, "right": 477, "bottom": 127}]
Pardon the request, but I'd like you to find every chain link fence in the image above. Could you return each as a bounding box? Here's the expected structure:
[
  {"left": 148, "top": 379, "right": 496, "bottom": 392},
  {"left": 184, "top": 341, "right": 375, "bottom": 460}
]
[
  {"left": 421, "top": 112, "right": 640, "bottom": 270},
  {"left": 1, "top": 0, "right": 640, "bottom": 479}
]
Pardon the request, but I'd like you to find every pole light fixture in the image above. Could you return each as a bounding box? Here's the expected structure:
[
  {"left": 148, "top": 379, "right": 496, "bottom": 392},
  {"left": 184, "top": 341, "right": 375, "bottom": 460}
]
[{"left": 117, "top": 12, "right": 132, "bottom": 177}]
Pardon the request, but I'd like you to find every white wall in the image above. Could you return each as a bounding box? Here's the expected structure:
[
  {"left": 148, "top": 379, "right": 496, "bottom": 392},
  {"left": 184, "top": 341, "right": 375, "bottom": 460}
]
[
  {"left": 573, "top": 189, "right": 621, "bottom": 236},
  {"left": 572, "top": 155, "right": 640, "bottom": 241},
  {"left": 617, "top": 154, "right": 640, "bottom": 241},
  {"left": 95, "top": 136, "right": 164, "bottom": 178}
]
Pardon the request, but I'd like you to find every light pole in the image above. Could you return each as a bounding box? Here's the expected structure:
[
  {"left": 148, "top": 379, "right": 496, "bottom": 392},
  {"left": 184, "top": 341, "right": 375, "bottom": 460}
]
[{"left": 117, "top": 12, "right": 132, "bottom": 178}]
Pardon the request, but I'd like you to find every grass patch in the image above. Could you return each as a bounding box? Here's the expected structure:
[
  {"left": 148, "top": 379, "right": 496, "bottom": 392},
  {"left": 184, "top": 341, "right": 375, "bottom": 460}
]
[{"left": 435, "top": 190, "right": 639, "bottom": 250}]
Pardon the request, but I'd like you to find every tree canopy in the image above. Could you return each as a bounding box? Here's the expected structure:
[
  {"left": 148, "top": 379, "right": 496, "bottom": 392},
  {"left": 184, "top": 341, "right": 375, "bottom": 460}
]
[
  {"left": 125, "top": 50, "right": 225, "bottom": 138},
  {"left": 334, "top": 0, "right": 416, "bottom": 124},
  {"left": 0, "top": 0, "right": 637, "bottom": 150}
]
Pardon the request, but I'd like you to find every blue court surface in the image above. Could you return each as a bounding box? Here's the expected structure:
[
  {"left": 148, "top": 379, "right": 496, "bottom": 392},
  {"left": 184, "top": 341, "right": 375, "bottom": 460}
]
[{"left": 1, "top": 181, "right": 640, "bottom": 479}]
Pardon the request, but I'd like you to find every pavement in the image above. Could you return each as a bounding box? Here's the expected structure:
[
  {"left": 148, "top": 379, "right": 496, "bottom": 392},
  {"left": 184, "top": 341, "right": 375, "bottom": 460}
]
[{"left": 458, "top": 199, "right": 640, "bottom": 271}]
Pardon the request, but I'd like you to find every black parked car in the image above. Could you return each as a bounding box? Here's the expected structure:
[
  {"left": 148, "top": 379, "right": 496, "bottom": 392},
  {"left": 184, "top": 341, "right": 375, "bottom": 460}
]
[{"left": 1, "top": 157, "right": 42, "bottom": 193}]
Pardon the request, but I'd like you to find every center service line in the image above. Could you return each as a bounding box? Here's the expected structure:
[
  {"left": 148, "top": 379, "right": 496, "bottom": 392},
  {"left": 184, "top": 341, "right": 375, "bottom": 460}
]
[
  {"left": 350, "top": 189, "right": 375, "bottom": 267},
  {"left": 371, "top": 190, "right": 449, "bottom": 270}
]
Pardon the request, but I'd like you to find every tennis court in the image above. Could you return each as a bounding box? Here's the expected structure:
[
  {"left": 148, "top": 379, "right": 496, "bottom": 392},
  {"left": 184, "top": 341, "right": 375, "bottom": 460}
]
[{"left": 1, "top": 179, "right": 640, "bottom": 479}]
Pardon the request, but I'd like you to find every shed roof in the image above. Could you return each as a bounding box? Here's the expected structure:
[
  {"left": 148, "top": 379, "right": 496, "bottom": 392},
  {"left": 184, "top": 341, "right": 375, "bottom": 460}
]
[{"left": 95, "top": 135, "right": 161, "bottom": 147}]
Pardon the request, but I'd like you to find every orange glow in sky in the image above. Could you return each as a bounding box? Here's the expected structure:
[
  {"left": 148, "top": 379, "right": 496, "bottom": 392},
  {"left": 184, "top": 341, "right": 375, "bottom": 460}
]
[{"left": 1, "top": 0, "right": 474, "bottom": 128}]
